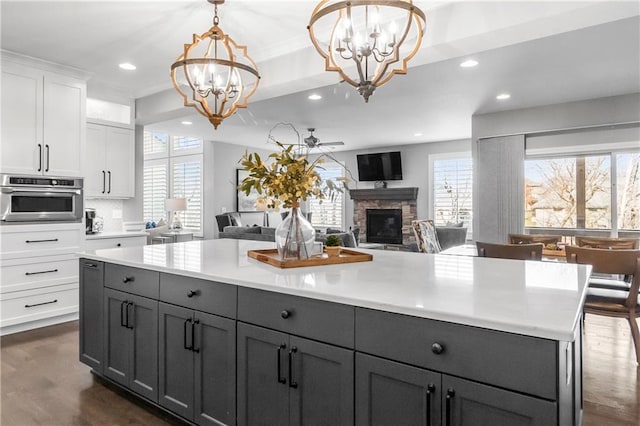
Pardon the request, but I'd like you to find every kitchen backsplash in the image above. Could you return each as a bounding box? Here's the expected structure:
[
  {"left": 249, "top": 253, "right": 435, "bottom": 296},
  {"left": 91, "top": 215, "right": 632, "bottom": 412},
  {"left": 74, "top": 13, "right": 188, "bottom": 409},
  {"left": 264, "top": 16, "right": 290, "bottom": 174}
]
[{"left": 85, "top": 199, "right": 124, "bottom": 232}]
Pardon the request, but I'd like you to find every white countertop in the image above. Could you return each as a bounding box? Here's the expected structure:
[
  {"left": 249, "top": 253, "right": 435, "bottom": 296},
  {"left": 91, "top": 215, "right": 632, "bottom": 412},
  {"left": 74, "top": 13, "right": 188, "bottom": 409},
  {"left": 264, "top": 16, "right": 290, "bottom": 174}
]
[
  {"left": 85, "top": 231, "right": 147, "bottom": 240},
  {"left": 79, "top": 239, "right": 591, "bottom": 341}
]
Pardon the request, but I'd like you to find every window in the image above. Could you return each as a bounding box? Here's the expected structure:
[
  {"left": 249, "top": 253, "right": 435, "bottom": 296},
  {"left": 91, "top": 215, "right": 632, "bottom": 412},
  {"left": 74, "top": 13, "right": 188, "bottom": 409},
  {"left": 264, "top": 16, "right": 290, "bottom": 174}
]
[
  {"left": 143, "top": 130, "right": 203, "bottom": 235},
  {"left": 309, "top": 162, "right": 345, "bottom": 229},
  {"left": 525, "top": 152, "right": 639, "bottom": 232},
  {"left": 431, "top": 154, "right": 473, "bottom": 235}
]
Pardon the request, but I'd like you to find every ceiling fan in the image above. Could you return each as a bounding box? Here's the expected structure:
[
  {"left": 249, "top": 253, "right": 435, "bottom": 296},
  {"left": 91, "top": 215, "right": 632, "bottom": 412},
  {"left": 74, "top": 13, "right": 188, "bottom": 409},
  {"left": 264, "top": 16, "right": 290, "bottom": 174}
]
[{"left": 303, "top": 128, "right": 344, "bottom": 148}]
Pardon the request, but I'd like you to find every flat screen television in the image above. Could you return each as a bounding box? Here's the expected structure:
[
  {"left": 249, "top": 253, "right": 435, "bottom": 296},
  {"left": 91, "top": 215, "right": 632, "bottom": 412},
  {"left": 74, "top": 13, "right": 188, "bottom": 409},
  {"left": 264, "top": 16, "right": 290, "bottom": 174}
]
[{"left": 356, "top": 151, "right": 403, "bottom": 181}]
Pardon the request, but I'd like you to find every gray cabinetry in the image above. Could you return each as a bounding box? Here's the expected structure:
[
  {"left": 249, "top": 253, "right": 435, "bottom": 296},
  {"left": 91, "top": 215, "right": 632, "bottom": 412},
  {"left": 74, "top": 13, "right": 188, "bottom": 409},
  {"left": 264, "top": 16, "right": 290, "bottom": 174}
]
[
  {"left": 79, "top": 259, "right": 103, "bottom": 373},
  {"left": 158, "top": 301, "right": 236, "bottom": 425},
  {"left": 103, "top": 287, "right": 158, "bottom": 402}
]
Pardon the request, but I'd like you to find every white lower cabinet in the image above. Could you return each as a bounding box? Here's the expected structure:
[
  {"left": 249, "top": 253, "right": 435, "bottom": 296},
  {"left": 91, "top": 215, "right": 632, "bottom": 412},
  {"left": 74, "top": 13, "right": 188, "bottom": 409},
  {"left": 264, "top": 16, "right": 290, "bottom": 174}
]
[
  {"left": 0, "top": 223, "right": 82, "bottom": 335},
  {"left": 84, "top": 234, "right": 147, "bottom": 251}
]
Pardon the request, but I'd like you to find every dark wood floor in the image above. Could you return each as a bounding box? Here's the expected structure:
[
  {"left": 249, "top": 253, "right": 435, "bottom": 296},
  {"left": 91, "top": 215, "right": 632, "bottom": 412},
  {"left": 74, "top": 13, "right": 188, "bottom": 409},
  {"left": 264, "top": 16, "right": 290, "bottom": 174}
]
[{"left": 1, "top": 316, "right": 638, "bottom": 425}]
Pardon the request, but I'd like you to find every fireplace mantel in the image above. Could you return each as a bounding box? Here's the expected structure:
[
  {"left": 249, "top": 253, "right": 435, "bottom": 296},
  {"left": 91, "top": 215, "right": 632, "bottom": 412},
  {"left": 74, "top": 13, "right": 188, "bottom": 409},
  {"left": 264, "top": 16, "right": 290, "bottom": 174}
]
[{"left": 349, "top": 187, "right": 419, "bottom": 201}]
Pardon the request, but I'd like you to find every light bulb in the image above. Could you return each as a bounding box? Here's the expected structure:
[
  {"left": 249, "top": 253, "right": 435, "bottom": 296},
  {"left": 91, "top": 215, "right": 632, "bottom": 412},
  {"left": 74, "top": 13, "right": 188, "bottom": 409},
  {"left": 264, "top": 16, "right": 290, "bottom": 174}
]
[{"left": 389, "top": 21, "right": 397, "bottom": 35}]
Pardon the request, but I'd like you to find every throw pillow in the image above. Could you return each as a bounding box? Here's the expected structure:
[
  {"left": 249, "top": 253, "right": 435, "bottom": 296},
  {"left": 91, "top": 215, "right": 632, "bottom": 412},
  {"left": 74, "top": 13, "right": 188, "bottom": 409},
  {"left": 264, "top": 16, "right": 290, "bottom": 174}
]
[{"left": 411, "top": 219, "right": 442, "bottom": 254}]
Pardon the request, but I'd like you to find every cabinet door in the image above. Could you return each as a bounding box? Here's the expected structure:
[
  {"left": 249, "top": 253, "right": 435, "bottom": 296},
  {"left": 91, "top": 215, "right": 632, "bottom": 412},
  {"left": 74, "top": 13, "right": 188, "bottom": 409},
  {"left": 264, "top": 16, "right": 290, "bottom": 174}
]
[
  {"left": 1, "top": 64, "right": 42, "bottom": 175},
  {"left": 128, "top": 293, "right": 158, "bottom": 402},
  {"left": 442, "top": 375, "right": 557, "bottom": 426},
  {"left": 355, "top": 353, "right": 441, "bottom": 426},
  {"left": 85, "top": 124, "right": 107, "bottom": 197},
  {"left": 105, "top": 127, "right": 134, "bottom": 197},
  {"left": 289, "top": 336, "right": 354, "bottom": 426},
  {"left": 43, "top": 72, "right": 85, "bottom": 177},
  {"left": 158, "top": 302, "right": 194, "bottom": 420},
  {"left": 237, "top": 322, "right": 289, "bottom": 426},
  {"left": 194, "top": 311, "right": 236, "bottom": 426},
  {"left": 79, "top": 259, "right": 103, "bottom": 373},
  {"left": 103, "top": 288, "right": 130, "bottom": 387}
]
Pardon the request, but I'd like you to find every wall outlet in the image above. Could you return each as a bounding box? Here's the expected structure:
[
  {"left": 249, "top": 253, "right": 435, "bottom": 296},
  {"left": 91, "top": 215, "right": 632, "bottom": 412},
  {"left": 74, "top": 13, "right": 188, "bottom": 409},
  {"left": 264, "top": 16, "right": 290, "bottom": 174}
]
[{"left": 221, "top": 206, "right": 227, "bottom": 213}]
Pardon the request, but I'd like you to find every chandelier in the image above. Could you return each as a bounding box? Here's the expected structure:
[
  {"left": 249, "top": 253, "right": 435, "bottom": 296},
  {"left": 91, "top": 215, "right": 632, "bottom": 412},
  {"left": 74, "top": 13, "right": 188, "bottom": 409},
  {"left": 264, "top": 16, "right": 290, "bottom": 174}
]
[
  {"left": 171, "top": 0, "right": 260, "bottom": 129},
  {"left": 308, "top": 0, "right": 426, "bottom": 102}
]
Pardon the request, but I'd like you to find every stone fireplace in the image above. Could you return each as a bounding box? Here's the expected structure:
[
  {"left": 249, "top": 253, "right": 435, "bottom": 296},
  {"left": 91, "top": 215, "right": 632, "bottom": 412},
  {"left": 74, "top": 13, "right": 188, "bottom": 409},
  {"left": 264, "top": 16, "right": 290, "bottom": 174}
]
[{"left": 349, "top": 187, "right": 419, "bottom": 245}]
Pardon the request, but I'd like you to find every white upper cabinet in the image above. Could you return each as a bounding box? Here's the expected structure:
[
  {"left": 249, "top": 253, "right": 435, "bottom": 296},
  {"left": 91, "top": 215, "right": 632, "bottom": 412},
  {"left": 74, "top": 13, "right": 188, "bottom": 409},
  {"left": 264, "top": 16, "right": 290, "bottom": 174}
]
[
  {"left": 85, "top": 123, "right": 135, "bottom": 198},
  {"left": 1, "top": 59, "right": 86, "bottom": 177}
]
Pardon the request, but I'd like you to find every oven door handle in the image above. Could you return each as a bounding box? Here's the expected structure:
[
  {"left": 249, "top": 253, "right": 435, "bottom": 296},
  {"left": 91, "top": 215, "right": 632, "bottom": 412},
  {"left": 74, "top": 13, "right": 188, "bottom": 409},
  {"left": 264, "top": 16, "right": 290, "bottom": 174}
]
[{"left": 1, "top": 188, "right": 82, "bottom": 195}]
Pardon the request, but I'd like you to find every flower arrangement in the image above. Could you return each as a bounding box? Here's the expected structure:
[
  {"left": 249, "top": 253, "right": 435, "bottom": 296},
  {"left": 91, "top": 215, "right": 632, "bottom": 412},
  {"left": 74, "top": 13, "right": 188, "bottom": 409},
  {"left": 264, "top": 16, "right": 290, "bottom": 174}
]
[{"left": 238, "top": 141, "right": 347, "bottom": 210}]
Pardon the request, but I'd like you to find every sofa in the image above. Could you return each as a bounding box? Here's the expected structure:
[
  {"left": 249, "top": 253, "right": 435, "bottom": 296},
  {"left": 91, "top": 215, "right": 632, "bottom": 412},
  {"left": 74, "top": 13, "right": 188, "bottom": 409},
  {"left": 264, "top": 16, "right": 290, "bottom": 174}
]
[{"left": 219, "top": 226, "right": 359, "bottom": 248}]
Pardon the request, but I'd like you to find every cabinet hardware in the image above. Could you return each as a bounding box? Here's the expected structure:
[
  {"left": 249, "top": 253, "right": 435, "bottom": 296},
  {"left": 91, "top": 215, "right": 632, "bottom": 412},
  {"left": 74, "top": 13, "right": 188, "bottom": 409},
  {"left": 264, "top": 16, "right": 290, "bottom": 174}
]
[
  {"left": 45, "top": 144, "right": 50, "bottom": 172},
  {"left": 37, "top": 144, "right": 42, "bottom": 172},
  {"left": 120, "top": 300, "right": 127, "bottom": 327},
  {"left": 281, "top": 310, "right": 291, "bottom": 319},
  {"left": 102, "top": 171, "right": 106, "bottom": 194},
  {"left": 187, "top": 289, "right": 199, "bottom": 298},
  {"left": 184, "top": 318, "right": 193, "bottom": 350},
  {"left": 25, "top": 238, "right": 58, "bottom": 243},
  {"left": 431, "top": 342, "right": 445, "bottom": 355},
  {"left": 25, "top": 268, "right": 58, "bottom": 276},
  {"left": 425, "top": 383, "right": 435, "bottom": 426},
  {"left": 24, "top": 299, "right": 57, "bottom": 308},
  {"left": 116, "top": 243, "right": 121, "bottom": 247},
  {"left": 83, "top": 262, "right": 98, "bottom": 268},
  {"left": 277, "top": 343, "right": 287, "bottom": 384},
  {"left": 288, "top": 346, "right": 298, "bottom": 389},
  {"left": 126, "top": 302, "right": 135, "bottom": 329},
  {"left": 122, "top": 276, "right": 134, "bottom": 283},
  {"left": 192, "top": 319, "right": 200, "bottom": 353},
  {"left": 107, "top": 171, "right": 112, "bottom": 194},
  {"left": 445, "top": 388, "right": 455, "bottom": 426}
]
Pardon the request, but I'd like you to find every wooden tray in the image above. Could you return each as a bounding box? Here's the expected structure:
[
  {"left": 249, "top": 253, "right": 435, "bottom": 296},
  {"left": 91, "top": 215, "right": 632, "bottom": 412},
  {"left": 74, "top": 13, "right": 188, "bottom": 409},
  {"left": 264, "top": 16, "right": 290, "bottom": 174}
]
[{"left": 248, "top": 248, "right": 373, "bottom": 269}]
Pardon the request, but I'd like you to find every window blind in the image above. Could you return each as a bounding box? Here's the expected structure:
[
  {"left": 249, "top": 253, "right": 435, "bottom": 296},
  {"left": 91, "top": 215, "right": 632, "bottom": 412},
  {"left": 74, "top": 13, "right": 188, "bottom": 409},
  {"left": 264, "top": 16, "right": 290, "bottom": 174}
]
[
  {"left": 310, "top": 163, "right": 344, "bottom": 229},
  {"left": 143, "top": 131, "right": 169, "bottom": 157},
  {"left": 433, "top": 157, "right": 473, "bottom": 235},
  {"left": 171, "top": 156, "right": 202, "bottom": 231},
  {"left": 143, "top": 161, "right": 168, "bottom": 223}
]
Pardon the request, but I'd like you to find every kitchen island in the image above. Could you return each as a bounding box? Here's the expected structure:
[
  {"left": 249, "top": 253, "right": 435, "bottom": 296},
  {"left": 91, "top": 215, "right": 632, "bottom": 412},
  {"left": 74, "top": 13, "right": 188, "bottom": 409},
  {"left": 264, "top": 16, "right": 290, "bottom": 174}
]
[{"left": 79, "top": 239, "right": 590, "bottom": 426}]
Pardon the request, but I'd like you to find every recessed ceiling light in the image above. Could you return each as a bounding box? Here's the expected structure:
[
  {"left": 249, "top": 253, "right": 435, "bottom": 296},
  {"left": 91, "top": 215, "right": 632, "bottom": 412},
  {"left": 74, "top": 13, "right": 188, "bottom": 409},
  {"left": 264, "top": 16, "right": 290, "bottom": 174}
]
[
  {"left": 460, "top": 59, "right": 478, "bottom": 68},
  {"left": 496, "top": 93, "right": 511, "bottom": 100},
  {"left": 308, "top": 94, "right": 322, "bottom": 100},
  {"left": 119, "top": 63, "right": 137, "bottom": 71},
  {"left": 414, "top": 132, "right": 423, "bottom": 137},
  {"left": 181, "top": 121, "right": 193, "bottom": 125}
]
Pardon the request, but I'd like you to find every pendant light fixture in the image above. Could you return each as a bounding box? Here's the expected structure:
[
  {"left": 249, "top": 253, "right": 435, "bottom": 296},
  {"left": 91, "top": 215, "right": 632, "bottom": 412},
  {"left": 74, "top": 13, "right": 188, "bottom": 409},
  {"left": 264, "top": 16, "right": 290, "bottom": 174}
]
[
  {"left": 308, "top": 0, "right": 426, "bottom": 102},
  {"left": 171, "top": 0, "right": 260, "bottom": 129}
]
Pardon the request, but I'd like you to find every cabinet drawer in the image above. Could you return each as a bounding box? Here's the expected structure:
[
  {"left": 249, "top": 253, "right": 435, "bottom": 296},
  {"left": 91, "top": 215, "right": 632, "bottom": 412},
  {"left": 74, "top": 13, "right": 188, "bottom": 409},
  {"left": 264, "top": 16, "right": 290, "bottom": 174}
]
[
  {"left": 0, "top": 255, "right": 78, "bottom": 293},
  {"left": 160, "top": 273, "right": 236, "bottom": 318},
  {"left": 105, "top": 263, "right": 159, "bottom": 299},
  {"left": 1, "top": 225, "right": 82, "bottom": 259},
  {"left": 355, "top": 308, "right": 557, "bottom": 400},
  {"left": 0, "top": 283, "right": 78, "bottom": 327},
  {"left": 84, "top": 236, "right": 146, "bottom": 251},
  {"left": 238, "top": 287, "right": 354, "bottom": 348}
]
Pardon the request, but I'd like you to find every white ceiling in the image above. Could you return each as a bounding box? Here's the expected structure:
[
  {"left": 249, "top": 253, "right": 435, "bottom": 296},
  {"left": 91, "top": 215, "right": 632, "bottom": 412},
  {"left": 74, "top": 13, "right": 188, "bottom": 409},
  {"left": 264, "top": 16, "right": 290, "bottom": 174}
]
[{"left": 2, "top": 1, "right": 639, "bottom": 151}]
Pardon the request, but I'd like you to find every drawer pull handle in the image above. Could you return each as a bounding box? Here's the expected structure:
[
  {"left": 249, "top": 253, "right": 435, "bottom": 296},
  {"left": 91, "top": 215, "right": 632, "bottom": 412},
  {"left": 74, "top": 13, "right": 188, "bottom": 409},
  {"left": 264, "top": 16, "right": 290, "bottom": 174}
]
[
  {"left": 187, "top": 289, "right": 199, "bottom": 298},
  {"left": 25, "top": 299, "right": 58, "bottom": 308},
  {"left": 281, "top": 310, "right": 291, "bottom": 319},
  {"left": 25, "top": 269, "right": 58, "bottom": 276},
  {"left": 431, "top": 342, "right": 445, "bottom": 355},
  {"left": 425, "top": 383, "right": 435, "bottom": 426},
  {"left": 277, "top": 343, "right": 287, "bottom": 384},
  {"left": 83, "top": 262, "right": 98, "bottom": 268},
  {"left": 116, "top": 243, "right": 121, "bottom": 247},
  {"left": 288, "top": 346, "right": 298, "bottom": 389},
  {"left": 25, "top": 238, "right": 59, "bottom": 244},
  {"left": 445, "top": 388, "right": 455, "bottom": 426},
  {"left": 122, "top": 276, "right": 134, "bottom": 283}
]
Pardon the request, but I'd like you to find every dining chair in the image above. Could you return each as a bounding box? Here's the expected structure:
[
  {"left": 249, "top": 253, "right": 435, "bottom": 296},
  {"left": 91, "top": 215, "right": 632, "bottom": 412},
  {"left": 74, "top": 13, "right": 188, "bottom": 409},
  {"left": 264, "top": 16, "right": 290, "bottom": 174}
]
[
  {"left": 575, "top": 236, "right": 640, "bottom": 250},
  {"left": 565, "top": 246, "right": 640, "bottom": 363},
  {"left": 508, "top": 233, "right": 562, "bottom": 246},
  {"left": 476, "top": 241, "right": 543, "bottom": 260}
]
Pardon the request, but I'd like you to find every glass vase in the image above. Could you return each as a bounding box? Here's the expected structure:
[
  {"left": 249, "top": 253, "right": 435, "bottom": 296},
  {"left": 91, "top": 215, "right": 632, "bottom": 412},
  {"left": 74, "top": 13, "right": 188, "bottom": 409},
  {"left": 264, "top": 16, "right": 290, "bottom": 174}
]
[{"left": 275, "top": 206, "right": 315, "bottom": 261}]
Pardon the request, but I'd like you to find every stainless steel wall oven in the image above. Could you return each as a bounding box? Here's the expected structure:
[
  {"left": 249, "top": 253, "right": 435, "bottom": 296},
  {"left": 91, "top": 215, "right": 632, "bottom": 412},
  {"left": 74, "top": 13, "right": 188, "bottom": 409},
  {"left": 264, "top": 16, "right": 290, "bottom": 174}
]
[{"left": 0, "top": 174, "right": 83, "bottom": 223}]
